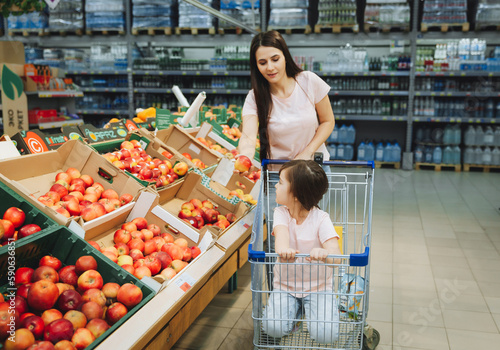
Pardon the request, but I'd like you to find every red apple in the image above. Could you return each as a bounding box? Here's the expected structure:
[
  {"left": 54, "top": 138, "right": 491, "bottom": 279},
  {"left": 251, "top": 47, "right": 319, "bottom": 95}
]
[
  {"left": 131, "top": 217, "right": 148, "bottom": 230},
  {"left": 143, "top": 240, "right": 157, "bottom": 256},
  {"left": 81, "top": 289, "right": 106, "bottom": 308},
  {"left": 21, "top": 315, "right": 45, "bottom": 339},
  {"left": 14, "top": 295, "right": 28, "bottom": 315},
  {"left": 80, "top": 301, "right": 103, "bottom": 322},
  {"left": 41, "top": 309, "right": 63, "bottom": 327},
  {"left": 0, "top": 219, "right": 15, "bottom": 239},
  {"left": 144, "top": 257, "right": 161, "bottom": 275},
  {"left": 173, "top": 162, "right": 188, "bottom": 176},
  {"left": 161, "top": 232, "right": 174, "bottom": 244},
  {"left": 59, "top": 266, "right": 78, "bottom": 287},
  {"left": 113, "top": 229, "right": 131, "bottom": 245},
  {"left": 77, "top": 270, "right": 103, "bottom": 291},
  {"left": 28, "top": 280, "right": 59, "bottom": 311},
  {"left": 153, "top": 251, "right": 172, "bottom": 269},
  {"left": 87, "top": 241, "right": 101, "bottom": 252},
  {"left": 130, "top": 230, "right": 145, "bottom": 241},
  {"left": 70, "top": 178, "right": 85, "bottom": 188},
  {"left": 181, "top": 202, "right": 195, "bottom": 211},
  {"left": 33, "top": 266, "right": 59, "bottom": 284},
  {"left": 151, "top": 237, "right": 166, "bottom": 252},
  {"left": 234, "top": 155, "right": 252, "bottom": 173},
  {"left": 55, "top": 172, "right": 72, "bottom": 184},
  {"left": 178, "top": 208, "right": 192, "bottom": 220},
  {"left": 50, "top": 184, "right": 69, "bottom": 198},
  {"left": 191, "top": 246, "right": 202, "bottom": 259},
  {"left": 79, "top": 175, "right": 94, "bottom": 188},
  {"left": 114, "top": 242, "right": 130, "bottom": 256},
  {"left": 171, "top": 260, "right": 188, "bottom": 273},
  {"left": 54, "top": 340, "right": 76, "bottom": 350},
  {"left": 80, "top": 207, "right": 97, "bottom": 222},
  {"left": 121, "top": 222, "right": 137, "bottom": 233},
  {"left": 181, "top": 247, "right": 192, "bottom": 262},
  {"left": 17, "top": 283, "right": 32, "bottom": 299},
  {"left": 75, "top": 256, "right": 97, "bottom": 275},
  {"left": 174, "top": 238, "right": 188, "bottom": 248},
  {"left": 57, "top": 290, "right": 82, "bottom": 313},
  {"left": 44, "top": 318, "right": 74, "bottom": 343},
  {"left": 71, "top": 328, "right": 95, "bottom": 349},
  {"left": 4, "top": 329, "right": 35, "bottom": 350},
  {"left": 63, "top": 310, "right": 87, "bottom": 331},
  {"left": 56, "top": 283, "right": 75, "bottom": 296},
  {"left": 39, "top": 256, "right": 62, "bottom": 271},
  {"left": 3, "top": 207, "right": 25, "bottom": 228},
  {"left": 147, "top": 224, "right": 161, "bottom": 237},
  {"left": 127, "top": 239, "right": 145, "bottom": 253},
  {"left": 65, "top": 201, "right": 81, "bottom": 217},
  {"left": 201, "top": 200, "right": 214, "bottom": 209},
  {"left": 160, "top": 267, "right": 176, "bottom": 281},
  {"left": 164, "top": 244, "right": 183, "bottom": 261},
  {"left": 46, "top": 191, "right": 61, "bottom": 204},
  {"left": 128, "top": 249, "right": 144, "bottom": 261},
  {"left": 116, "top": 283, "right": 143, "bottom": 309},
  {"left": 119, "top": 193, "right": 133, "bottom": 205},
  {"left": 133, "top": 266, "right": 151, "bottom": 280},
  {"left": 102, "top": 283, "right": 120, "bottom": 302},
  {"left": 26, "top": 341, "right": 56, "bottom": 350},
  {"left": 100, "top": 189, "right": 119, "bottom": 200},
  {"left": 121, "top": 264, "right": 135, "bottom": 275},
  {"left": 105, "top": 302, "right": 127, "bottom": 325},
  {"left": 15, "top": 267, "right": 34, "bottom": 286}
]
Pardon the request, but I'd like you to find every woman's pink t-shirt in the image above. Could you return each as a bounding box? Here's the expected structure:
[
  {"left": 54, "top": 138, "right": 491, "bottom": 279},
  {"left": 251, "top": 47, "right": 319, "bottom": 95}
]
[
  {"left": 272, "top": 206, "right": 339, "bottom": 297},
  {"left": 242, "top": 71, "right": 331, "bottom": 160}
]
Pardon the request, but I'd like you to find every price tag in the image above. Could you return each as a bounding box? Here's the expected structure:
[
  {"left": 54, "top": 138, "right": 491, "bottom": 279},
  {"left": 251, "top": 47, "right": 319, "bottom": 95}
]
[
  {"left": 392, "top": 117, "right": 397, "bottom": 121},
  {"left": 449, "top": 72, "right": 455, "bottom": 76},
  {"left": 340, "top": 73, "right": 345, "bottom": 76},
  {"left": 450, "top": 118, "right": 455, "bottom": 122},
  {"left": 389, "top": 92, "right": 394, "bottom": 96},
  {"left": 416, "top": 92, "right": 421, "bottom": 96},
  {"left": 196, "top": 71, "right": 200, "bottom": 75},
  {"left": 489, "top": 72, "right": 493, "bottom": 77},
  {"left": 415, "top": 117, "right": 420, "bottom": 122},
  {"left": 456, "top": 118, "right": 462, "bottom": 123},
  {"left": 447, "top": 92, "right": 452, "bottom": 96},
  {"left": 213, "top": 72, "right": 218, "bottom": 75},
  {"left": 90, "top": 71, "right": 95, "bottom": 74},
  {"left": 145, "top": 71, "right": 150, "bottom": 75},
  {"left": 353, "top": 73, "right": 359, "bottom": 76},
  {"left": 159, "top": 71, "right": 164, "bottom": 75},
  {"left": 227, "top": 90, "right": 232, "bottom": 94},
  {"left": 379, "top": 92, "right": 384, "bottom": 96},
  {"left": 363, "top": 72, "right": 368, "bottom": 76},
  {"left": 439, "top": 92, "right": 444, "bottom": 96},
  {"left": 431, "top": 92, "right": 436, "bottom": 96},
  {"left": 370, "top": 92, "right": 375, "bottom": 96},
  {"left": 331, "top": 73, "right": 336, "bottom": 76},
  {"left": 174, "top": 273, "right": 197, "bottom": 292},
  {"left": 382, "top": 117, "right": 388, "bottom": 121},
  {"left": 323, "top": 72, "right": 328, "bottom": 76},
  {"left": 461, "top": 72, "right": 466, "bottom": 76},
  {"left": 182, "top": 72, "right": 187, "bottom": 75},
  {"left": 167, "top": 89, "right": 171, "bottom": 93},
  {"left": 212, "top": 89, "right": 217, "bottom": 94},
  {"left": 190, "top": 90, "right": 195, "bottom": 94}
]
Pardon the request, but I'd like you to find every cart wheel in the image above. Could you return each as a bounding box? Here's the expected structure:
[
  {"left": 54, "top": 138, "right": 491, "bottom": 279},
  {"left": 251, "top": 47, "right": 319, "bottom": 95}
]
[{"left": 362, "top": 328, "right": 380, "bottom": 350}]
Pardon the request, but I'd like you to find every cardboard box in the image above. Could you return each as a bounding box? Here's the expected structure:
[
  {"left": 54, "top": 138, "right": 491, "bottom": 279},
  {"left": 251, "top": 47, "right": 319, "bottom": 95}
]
[
  {"left": 0, "top": 134, "right": 21, "bottom": 160},
  {"left": 11, "top": 127, "right": 86, "bottom": 154},
  {"left": 89, "top": 191, "right": 218, "bottom": 293},
  {"left": 0, "top": 139, "right": 145, "bottom": 236},
  {"left": 158, "top": 171, "right": 250, "bottom": 239},
  {"left": 79, "top": 122, "right": 129, "bottom": 144}
]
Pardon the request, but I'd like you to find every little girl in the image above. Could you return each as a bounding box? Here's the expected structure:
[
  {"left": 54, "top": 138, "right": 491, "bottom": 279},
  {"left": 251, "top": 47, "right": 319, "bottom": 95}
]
[{"left": 262, "top": 159, "right": 341, "bottom": 344}]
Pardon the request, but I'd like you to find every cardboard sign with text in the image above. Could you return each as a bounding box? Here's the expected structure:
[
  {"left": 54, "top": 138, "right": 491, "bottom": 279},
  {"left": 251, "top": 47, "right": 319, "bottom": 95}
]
[{"left": 1, "top": 64, "right": 28, "bottom": 136}]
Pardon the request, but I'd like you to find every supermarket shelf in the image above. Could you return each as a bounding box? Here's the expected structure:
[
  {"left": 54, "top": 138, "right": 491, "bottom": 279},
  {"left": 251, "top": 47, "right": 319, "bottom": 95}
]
[
  {"left": 30, "top": 118, "right": 84, "bottom": 130},
  {"left": 132, "top": 70, "right": 250, "bottom": 76},
  {"left": 66, "top": 70, "right": 129, "bottom": 75},
  {"left": 417, "top": 31, "right": 500, "bottom": 44},
  {"left": 415, "top": 71, "right": 500, "bottom": 77},
  {"left": 81, "top": 87, "right": 129, "bottom": 93},
  {"left": 132, "top": 88, "right": 249, "bottom": 94},
  {"left": 414, "top": 91, "right": 500, "bottom": 97},
  {"left": 37, "top": 90, "right": 84, "bottom": 98},
  {"left": 317, "top": 71, "right": 410, "bottom": 77},
  {"left": 335, "top": 115, "right": 407, "bottom": 121},
  {"left": 76, "top": 109, "right": 129, "bottom": 115},
  {"left": 330, "top": 90, "right": 409, "bottom": 96},
  {"left": 412, "top": 116, "right": 498, "bottom": 123}
]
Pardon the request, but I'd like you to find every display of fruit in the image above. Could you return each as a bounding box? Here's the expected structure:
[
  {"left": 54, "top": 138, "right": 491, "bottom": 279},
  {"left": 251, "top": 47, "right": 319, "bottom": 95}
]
[
  {"left": 0, "top": 207, "right": 43, "bottom": 246},
  {"left": 101, "top": 141, "right": 188, "bottom": 189},
  {"left": 36, "top": 168, "right": 133, "bottom": 222},
  {"left": 2, "top": 254, "right": 144, "bottom": 349},
  {"left": 221, "top": 125, "right": 242, "bottom": 141},
  {"left": 228, "top": 189, "right": 257, "bottom": 206},
  {"left": 179, "top": 152, "right": 206, "bottom": 170},
  {"left": 96, "top": 217, "right": 203, "bottom": 283},
  {"left": 177, "top": 198, "right": 236, "bottom": 231},
  {"left": 196, "top": 137, "right": 238, "bottom": 160}
]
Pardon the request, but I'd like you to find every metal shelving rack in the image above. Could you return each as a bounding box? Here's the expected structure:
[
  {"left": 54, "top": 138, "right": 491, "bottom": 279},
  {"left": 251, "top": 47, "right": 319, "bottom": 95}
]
[{"left": 2, "top": 0, "right": 500, "bottom": 169}]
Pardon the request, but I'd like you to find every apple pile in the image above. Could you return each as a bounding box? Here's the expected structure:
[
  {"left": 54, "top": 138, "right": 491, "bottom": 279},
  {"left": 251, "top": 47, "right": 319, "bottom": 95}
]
[
  {"left": 91, "top": 217, "right": 202, "bottom": 282},
  {"left": 221, "top": 125, "right": 242, "bottom": 141},
  {"left": 101, "top": 140, "right": 189, "bottom": 188},
  {"left": 1, "top": 254, "right": 144, "bottom": 350},
  {"left": 0, "top": 207, "right": 42, "bottom": 246},
  {"left": 37, "top": 168, "right": 133, "bottom": 222},
  {"left": 228, "top": 189, "right": 257, "bottom": 206},
  {"left": 180, "top": 152, "right": 206, "bottom": 170},
  {"left": 178, "top": 198, "right": 236, "bottom": 230},
  {"left": 196, "top": 137, "right": 238, "bottom": 160}
]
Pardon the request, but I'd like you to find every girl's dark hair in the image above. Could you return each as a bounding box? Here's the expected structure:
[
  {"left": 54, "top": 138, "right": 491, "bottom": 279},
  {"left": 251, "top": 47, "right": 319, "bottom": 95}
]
[
  {"left": 249, "top": 30, "right": 303, "bottom": 161},
  {"left": 279, "top": 160, "right": 328, "bottom": 211}
]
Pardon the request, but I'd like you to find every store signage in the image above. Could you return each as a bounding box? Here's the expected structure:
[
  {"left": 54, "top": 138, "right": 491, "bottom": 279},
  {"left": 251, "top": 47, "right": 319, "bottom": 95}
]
[{"left": 1, "top": 64, "right": 28, "bottom": 136}]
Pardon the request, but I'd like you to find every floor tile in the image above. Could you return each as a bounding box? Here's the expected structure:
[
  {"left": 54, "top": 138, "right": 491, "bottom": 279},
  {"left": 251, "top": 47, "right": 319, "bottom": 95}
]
[
  {"left": 393, "top": 323, "right": 448, "bottom": 350},
  {"left": 365, "top": 320, "right": 392, "bottom": 346},
  {"left": 458, "top": 238, "right": 497, "bottom": 251},
  {"left": 367, "top": 302, "right": 392, "bottom": 323},
  {"left": 434, "top": 278, "right": 482, "bottom": 296},
  {"left": 218, "top": 329, "right": 254, "bottom": 350},
  {"left": 193, "top": 305, "right": 245, "bottom": 328},
  {"left": 485, "top": 297, "right": 500, "bottom": 314},
  {"left": 233, "top": 308, "right": 253, "bottom": 331},
  {"left": 210, "top": 289, "right": 253, "bottom": 309},
  {"left": 478, "top": 281, "right": 500, "bottom": 298},
  {"left": 393, "top": 304, "right": 445, "bottom": 328},
  {"left": 369, "top": 286, "right": 393, "bottom": 305},
  {"left": 393, "top": 274, "right": 436, "bottom": 292},
  {"left": 427, "top": 245, "right": 464, "bottom": 257},
  {"left": 370, "top": 272, "right": 393, "bottom": 288},
  {"left": 425, "top": 237, "right": 460, "bottom": 248},
  {"left": 442, "top": 309, "right": 498, "bottom": 333},
  {"left": 431, "top": 265, "right": 475, "bottom": 281},
  {"left": 428, "top": 255, "right": 470, "bottom": 269},
  {"left": 439, "top": 293, "right": 489, "bottom": 313},
  {"left": 393, "top": 288, "right": 439, "bottom": 307},
  {"left": 492, "top": 313, "right": 500, "bottom": 332},
  {"left": 393, "top": 251, "right": 430, "bottom": 265},
  {"left": 173, "top": 325, "right": 231, "bottom": 350},
  {"left": 447, "top": 329, "right": 500, "bottom": 350},
  {"left": 393, "top": 262, "right": 433, "bottom": 276},
  {"left": 463, "top": 248, "right": 500, "bottom": 260}
]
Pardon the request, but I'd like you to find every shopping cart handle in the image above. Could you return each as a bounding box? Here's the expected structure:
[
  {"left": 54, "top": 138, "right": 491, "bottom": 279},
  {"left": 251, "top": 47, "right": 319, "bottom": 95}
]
[
  {"left": 350, "top": 247, "right": 370, "bottom": 267},
  {"left": 247, "top": 244, "right": 266, "bottom": 262},
  {"left": 262, "top": 159, "right": 375, "bottom": 169}
]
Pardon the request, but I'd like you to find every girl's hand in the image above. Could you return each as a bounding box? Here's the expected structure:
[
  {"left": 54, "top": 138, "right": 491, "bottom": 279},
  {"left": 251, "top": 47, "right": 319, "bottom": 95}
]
[
  {"left": 307, "top": 248, "right": 329, "bottom": 262},
  {"left": 276, "top": 248, "right": 299, "bottom": 261}
]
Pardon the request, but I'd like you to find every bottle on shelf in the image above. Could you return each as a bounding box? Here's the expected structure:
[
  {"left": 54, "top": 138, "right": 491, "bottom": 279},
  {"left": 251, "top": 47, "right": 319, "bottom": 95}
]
[
  {"left": 443, "top": 145, "right": 453, "bottom": 164},
  {"left": 475, "top": 126, "right": 485, "bottom": 146},
  {"left": 339, "top": 125, "right": 348, "bottom": 144},
  {"left": 492, "top": 147, "right": 500, "bottom": 166},
  {"left": 484, "top": 126, "right": 494, "bottom": 146},
  {"left": 453, "top": 125, "right": 461, "bottom": 145},
  {"left": 357, "top": 142, "right": 366, "bottom": 161},
  {"left": 365, "top": 142, "right": 375, "bottom": 162},
  {"left": 474, "top": 147, "right": 483, "bottom": 165},
  {"left": 376, "top": 142, "right": 385, "bottom": 162},
  {"left": 495, "top": 127, "right": 500, "bottom": 147},
  {"left": 424, "top": 146, "right": 433, "bottom": 163},
  {"left": 414, "top": 145, "right": 424, "bottom": 163},
  {"left": 464, "top": 125, "right": 476, "bottom": 146},
  {"left": 453, "top": 145, "right": 461, "bottom": 165},
  {"left": 483, "top": 147, "right": 492, "bottom": 165},
  {"left": 345, "top": 144, "right": 354, "bottom": 161},
  {"left": 347, "top": 125, "right": 356, "bottom": 144},
  {"left": 327, "top": 144, "right": 337, "bottom": 160},
  {"left": 433, "top": 146, "right": 442, "bottom": 164},
  {"left": 392, "top": 142, "right": 401, "bottom": 163},
  {"left": 464, "top": 146, "right": 475, "bottom": 164},
  {"left": 337, "top": 144, "right": 345, "bottom": 160},
  {"left": 383, "top": 143, "right": 393, "bottom": 162}
]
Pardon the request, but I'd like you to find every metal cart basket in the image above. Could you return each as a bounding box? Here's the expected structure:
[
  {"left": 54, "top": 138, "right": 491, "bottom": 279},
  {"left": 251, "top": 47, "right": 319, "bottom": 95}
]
[{"left": 248, "top": 160, "right": 378, "bottom": 350}]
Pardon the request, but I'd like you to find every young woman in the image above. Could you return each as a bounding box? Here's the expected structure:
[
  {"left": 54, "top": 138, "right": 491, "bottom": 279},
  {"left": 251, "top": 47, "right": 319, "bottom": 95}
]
[
  {"left": 237, "top": 30, "right": 335, "bottom": 169},
  {"left": 262, "top": 159, "right": 341, "bottom": 344}
]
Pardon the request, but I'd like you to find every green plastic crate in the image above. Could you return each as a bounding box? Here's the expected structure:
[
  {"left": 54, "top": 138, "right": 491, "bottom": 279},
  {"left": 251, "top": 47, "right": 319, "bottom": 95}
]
[
  {"left": 0, "top": 180, "right": 59, "bottom": 256},
  {"left": 0, "top": 226, "right": 155, "bottom": 350}
]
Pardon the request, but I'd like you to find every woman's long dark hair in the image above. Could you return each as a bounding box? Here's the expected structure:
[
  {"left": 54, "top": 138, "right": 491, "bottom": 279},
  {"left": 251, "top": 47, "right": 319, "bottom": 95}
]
[{"left": 249, "top": 31, "right": 303, "bottom": 161}]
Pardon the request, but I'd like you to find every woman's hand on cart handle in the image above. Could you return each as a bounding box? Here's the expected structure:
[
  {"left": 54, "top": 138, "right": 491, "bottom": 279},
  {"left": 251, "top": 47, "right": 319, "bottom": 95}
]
[
  {"left": 307, "top": 248, "right": 329, "bottom": 262},
  {"left": 276, "top": 248, "right": 299, "bottom": 262}
]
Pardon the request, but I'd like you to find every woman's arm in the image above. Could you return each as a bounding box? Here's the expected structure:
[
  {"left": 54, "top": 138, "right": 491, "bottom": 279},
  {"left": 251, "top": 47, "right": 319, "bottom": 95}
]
[
  {"left": 237, "top": 113, "right": 258, "bottom": 160},
  {"left": 295, "top": 95, "right": 335, "bottom": 160}
]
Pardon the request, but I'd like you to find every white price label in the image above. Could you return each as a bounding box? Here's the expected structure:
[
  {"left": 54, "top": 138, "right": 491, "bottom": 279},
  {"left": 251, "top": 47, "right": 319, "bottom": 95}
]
[{"left": 174, "top": 273, "right": 196, "bottom": 292}]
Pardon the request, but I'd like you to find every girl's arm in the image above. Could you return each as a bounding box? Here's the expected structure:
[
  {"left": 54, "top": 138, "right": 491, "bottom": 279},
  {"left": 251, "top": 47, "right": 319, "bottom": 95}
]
[
  {"left": 295, "top": 95, "right": 335, "bottom": 160},
  {"left": 274, "top": 225, "right": 298, "bottom": 261},
  {"left": 308, "top": 237, "right": 342, "bottom": 265}
]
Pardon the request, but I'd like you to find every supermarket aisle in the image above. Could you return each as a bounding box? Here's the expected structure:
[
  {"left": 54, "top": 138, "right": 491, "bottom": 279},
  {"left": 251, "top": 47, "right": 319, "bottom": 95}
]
[{"left": 171, "top": 169, "right": 500, "bottom": 350}]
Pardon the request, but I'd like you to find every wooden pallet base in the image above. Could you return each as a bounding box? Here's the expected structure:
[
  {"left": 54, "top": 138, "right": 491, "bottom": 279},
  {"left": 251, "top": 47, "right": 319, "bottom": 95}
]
[
  {"left": 315, "top": 23, "right": 359, "bottom": 34},
  {"left": 175, "top": 27, "right": 216, "bottom": 35},
  {"left": 421, "top": 22, "right": 469, "bottom": 33},
  {"left": 8, "top": 29, "right": 48, "bottom": 37},
  {"left": 463, "top": 164, "right": 500, "bottom": 173},
  {"left": 47, "top": 29, "right": 83, "bottom": 36},
  {"left": 364, "top": 23, "right": 410, "bottom": 33},
  {"left": 86, "top": 29, "right": 125, "bottom": 36},
  {"left": 375, "top": 161, "right": 401, "bottom": 169},
  {"left": 475, "top": 24, "right": 500, "bottom": 31},
  {"left": 132, "top": 27, "right": 172, "bottom": 35},
  {"left": 268, "top": 25, "right": 312, "bottom": 35},
  {"left": 415, "top": 163, "right": 461, "bottom": 172}
]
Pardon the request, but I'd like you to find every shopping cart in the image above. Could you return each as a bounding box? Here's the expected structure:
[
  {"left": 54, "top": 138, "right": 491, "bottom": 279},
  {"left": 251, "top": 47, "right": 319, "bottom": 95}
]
[{"left": 248, "top": 159, "right": 379, "bottom": 350}]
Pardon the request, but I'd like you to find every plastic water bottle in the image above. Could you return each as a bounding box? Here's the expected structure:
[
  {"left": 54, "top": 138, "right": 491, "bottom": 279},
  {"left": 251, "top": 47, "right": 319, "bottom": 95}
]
[
  {"left": 474, "top": 147, "right": 483, "bottom": 164},
  {"left": 392, "top": 142, "right": 401, "bottom": 162},
  {"left": 443, "top": 125, "right": 451, "bottom": 145},
  {"left": 347, "top": 125, "right": 356, "bottom": 144},
  {"left": 339, "top": 125, "right": 348, "bottom": 144},
  {"left": 495, "top": 127, "right": 500, "bottom": 146},
  {"left": 484, "top": 126, "right": 494, "bottom": 146},
  {"left": 345, "top": 144, "right": 354, "bottom": 160},
  {"left": 327, "top": 144, "right": 337, "bottom": 160},
  {"left": 365, "top": 142, "right": 375, "bottom": 161},
  {"left": 376, "top": 142, "right": 385, "bottom": 161},
  {"left": 384, "top": 143, "right": 393, "bottom": 162},
  {"left": 337, "top": 144, "right": 345, "bottom": 160},
  {"left": 453, "top": 125, "right": 461, "bottom": 145},
  {"left": 496, "top": 102, "right": 500, "bottom": 118},
  {"left": 328, "top": 128, "right": 338, "bottom": 143},
  {"left": 492, "top": 147, "right": 500, "bottom": 166},
  {"left": 357, "top": 142, "right": 366, "bottom": 161},
  {"left": 433, "top": 146, "right": 442, "bottom": 164},
  {"left": 464, "top": 146, "right": 475, "bottom": 164},
  {"left": 482, "top": 147, "right": 492, "bottom": 165},
  {"left": 443, "top": 146, "right": 453, "bottom": 164},
  {"left": 464, "top": 125, "right": 476, "bottom": 146},
  {"left": 414, "top": 145, "right": 423, "bottom": 163},
  {"left": 424, "top": 146, "right": 433, "bottom": 163},
  {"left": 475, "top": 126, "right": 484, "bottom": 146},
  {"left": 486, "top": 99, "right": 494, "bottom": 119},
  {"left": 453, "top": 146, "right": 461, "bottom": 164}
]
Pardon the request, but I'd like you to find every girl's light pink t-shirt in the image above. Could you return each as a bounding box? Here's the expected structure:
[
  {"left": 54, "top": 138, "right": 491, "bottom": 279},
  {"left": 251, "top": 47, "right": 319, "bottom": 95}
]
[
  {"left": 272, "top": 206, "right": 339, "bottom": 296},
  {"left": 242, "top": 71, "right": 331, "bottom": 160}
]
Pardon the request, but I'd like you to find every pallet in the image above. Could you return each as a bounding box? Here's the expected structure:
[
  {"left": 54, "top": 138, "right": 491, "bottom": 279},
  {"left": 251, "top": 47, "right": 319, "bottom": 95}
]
[
  {"left": 364, "top": 23, "right": 410, "bottom": 33},
  {"left": 475, "top": 24, "right": 500, "bottom": 31},
  {"left": 314, "top": 23, "right": 359, "bottom": 34},
  {"left": 375, "top": 161, "right": 401, "bottom": 169},
  {"left": 47, "top": 29, "right": 83, "bottom": 36},
  {"left": 85, "top": 29, "right": 125, "bottom": 36},
  {"left": 218, "top": 26, "right": 260, "bottom": 35},
  {"left": 267, "top": 25, "right": 312, "bottom": 35},
  {"left": 131, "top": 27, "right": 172, "bottom": 36},
  {"left": 463, "top": 164, "right": 500, "bottom": 173},
  {"left": 8, "top": 29, "right": 48, "bottom": 37},
  {"left": 175, "top": 27, "right": 216, "bottom": 35},
  {"left": 415, "top": 162, "right": 461, "bottom": 172},
  {"left": 420, "top": 22, "right": 469, "bottom": 33}
]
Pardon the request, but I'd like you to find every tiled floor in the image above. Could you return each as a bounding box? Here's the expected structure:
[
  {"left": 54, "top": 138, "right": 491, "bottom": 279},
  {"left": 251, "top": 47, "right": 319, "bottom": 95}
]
[{"left": 171, "top": 169, "right": 500, "bottom": 350}]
